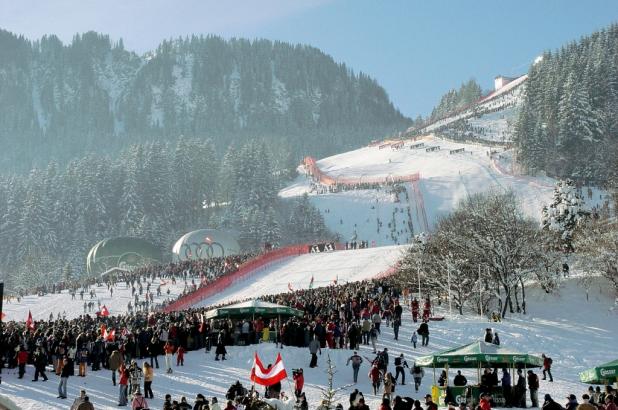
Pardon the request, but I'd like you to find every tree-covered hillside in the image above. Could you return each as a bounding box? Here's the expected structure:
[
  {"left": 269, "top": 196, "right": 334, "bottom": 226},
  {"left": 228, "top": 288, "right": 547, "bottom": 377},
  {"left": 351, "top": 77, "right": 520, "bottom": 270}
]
[
  {"left": 429, "top": 79, "right": 483, "bottom": 122},
  {"left": 0, "top": 139, "right": 332, "bottom": 289},
  {"left": 0, "top": 30, "right": 410, "bottom": 172},
  {"left": 515, "top": 24, "right": 618, "bottom": 184}
]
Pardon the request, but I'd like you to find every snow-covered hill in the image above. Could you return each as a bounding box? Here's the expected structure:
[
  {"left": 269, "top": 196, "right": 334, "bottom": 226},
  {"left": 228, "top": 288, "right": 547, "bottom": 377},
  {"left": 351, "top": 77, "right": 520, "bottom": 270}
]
[
  {"left": 280, "top": 135, "right": 563, "bottom": 246},
  {"left": 2, "top": 275, "right": 616, "bottom": 410},
  {"left": 195, "top": 245, "right": 408, "bottom": 307},
  {"left": 410, "top": 75, "right": 527, "bottom": 143}
]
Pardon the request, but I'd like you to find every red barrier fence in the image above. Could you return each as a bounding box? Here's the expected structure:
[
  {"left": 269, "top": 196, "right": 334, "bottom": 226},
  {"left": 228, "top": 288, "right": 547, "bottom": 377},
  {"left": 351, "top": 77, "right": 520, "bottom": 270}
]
[
  {"left": 303, "top": 156, "right": 420, "bottom": 186},
  {"left": 163, "top": 245, "right": 310, "bottom": 312}
]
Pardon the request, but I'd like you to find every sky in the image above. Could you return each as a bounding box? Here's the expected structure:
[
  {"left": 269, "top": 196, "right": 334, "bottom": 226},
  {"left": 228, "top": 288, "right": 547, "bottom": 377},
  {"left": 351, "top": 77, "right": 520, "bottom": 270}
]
[{"left": 1, "top": 0, "right": 618, "bottom": 118}]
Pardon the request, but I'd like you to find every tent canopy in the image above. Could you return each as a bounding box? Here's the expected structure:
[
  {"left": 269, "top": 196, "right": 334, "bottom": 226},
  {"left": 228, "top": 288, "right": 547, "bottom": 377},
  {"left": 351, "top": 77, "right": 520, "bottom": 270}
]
[
  {"left": 580, "top": 359, "right": 618, "bottom": 384},
  {"left": 205, "top": 299, "right": 304, "bottom": 320},
  {"left": 416, "top": 341, "right": 543, "bottom": 368}
]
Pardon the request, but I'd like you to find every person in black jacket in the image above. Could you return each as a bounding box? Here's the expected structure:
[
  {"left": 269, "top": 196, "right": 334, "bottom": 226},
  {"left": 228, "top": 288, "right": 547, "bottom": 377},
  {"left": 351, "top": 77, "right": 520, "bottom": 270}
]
[
  {"left": 57, "top": 357, "right": 71, "bottom": 399},
  {"left": 418, "top": 322, "right": 429, "bottom": 346},
  {"left": 542, "top": 394, "right": 564, "bottom": 410},
  {"left": 453, "top": 371, "right": 467, "bottom": 386},
  {"left": 148, "top": 336, "right": 160, "bottom": 368},
  {"left": 32, "top": 347, "right": 49, "bottom": 382},
  {"left": 394, "top": 354, "right": 409, "bottom": 385}
]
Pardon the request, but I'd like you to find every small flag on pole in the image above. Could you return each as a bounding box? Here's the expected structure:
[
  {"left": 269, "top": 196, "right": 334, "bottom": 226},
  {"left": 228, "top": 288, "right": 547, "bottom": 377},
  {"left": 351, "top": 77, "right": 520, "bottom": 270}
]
[
  {"left": 288, "top": 283, "right": 293, "bottom": 292},
  {"left": 309, "top": 275, "right": 314, "bottom": 289}
]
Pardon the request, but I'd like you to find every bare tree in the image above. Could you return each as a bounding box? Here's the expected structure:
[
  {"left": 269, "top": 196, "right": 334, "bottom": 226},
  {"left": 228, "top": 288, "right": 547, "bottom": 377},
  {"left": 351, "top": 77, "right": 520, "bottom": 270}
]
[
  {"left": 400, "top": 190, "right": 550, "bottom": 318},
  {"left": 574, "top": 218, "right": 618, "bottom": 297}
]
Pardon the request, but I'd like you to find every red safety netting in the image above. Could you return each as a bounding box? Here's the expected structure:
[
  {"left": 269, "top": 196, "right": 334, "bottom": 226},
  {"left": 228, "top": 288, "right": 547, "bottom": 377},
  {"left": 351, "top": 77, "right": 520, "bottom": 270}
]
[{"left": 162, "top": 244, "right": 311, "bottom": 312}]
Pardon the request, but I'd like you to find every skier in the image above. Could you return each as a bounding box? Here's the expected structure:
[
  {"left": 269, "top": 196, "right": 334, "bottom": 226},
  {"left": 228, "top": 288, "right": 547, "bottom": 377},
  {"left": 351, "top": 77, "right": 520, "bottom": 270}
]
[
  {"left": 411, "top": 331, "right": 418, "bottom": 349},
  {"left": 493, "top": 332, "right": 500, "bottom": 346},
  {"left": 346, "top": 351, "right": 363, "bottom": 383}
]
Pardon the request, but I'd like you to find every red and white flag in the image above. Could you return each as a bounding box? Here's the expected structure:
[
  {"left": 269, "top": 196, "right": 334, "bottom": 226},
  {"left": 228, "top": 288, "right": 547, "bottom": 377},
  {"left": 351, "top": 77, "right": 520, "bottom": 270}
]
[
  {"left": 26, "top": 310, "right": 35, "bottom": 331},
  {"left": 288, "top": 283, "right": 293, "bottom": 292},
  {"left": 250, "top": 352, "right": 287, "bottom": 386},
  {"left": 103, "top": 328, "right": 116, "bottom": 342},
  {"left": 99, "top": 305, "right": 110, "bottom": 317}
]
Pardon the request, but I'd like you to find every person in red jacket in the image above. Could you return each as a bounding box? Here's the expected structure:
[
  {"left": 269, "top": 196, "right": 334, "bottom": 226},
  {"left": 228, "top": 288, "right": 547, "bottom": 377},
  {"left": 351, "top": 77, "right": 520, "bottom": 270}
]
[
  {"left": 17, "top": 346, "right": 29, "bottom": 379},
  {"left": 411, "top": 298, "right": 419, "bottom": 323},
  {"left": 479, "top": 393, "right": 492, "bottom": 410},
  {"left": 176, "top": 345, "right": 186, "bottom": 366},
  {"left": 542, "top": 354, "right": 553, "bottom": 382},
  {"left": 293, "top": 368, "right": 304, "bottom": 398},
  {"left": 118, "top": 364, "right": 129, "bottom": 406},
  {"left": 369, "top": 364, "right": 383, "bottom": 395},
  {"left": 422, "top": 297, "right": 431, "bottom": 321}
]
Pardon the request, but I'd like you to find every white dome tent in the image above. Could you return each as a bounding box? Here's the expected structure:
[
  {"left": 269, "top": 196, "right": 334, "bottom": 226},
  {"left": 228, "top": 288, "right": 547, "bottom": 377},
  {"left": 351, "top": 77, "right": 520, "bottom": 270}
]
[{"left": 172, "top": 229, "right": 241, "bottom": 262}]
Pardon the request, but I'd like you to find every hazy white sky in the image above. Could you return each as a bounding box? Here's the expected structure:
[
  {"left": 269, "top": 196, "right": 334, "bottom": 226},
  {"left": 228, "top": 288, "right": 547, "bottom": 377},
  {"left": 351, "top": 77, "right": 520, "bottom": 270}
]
[{"left": 2, "top": 0, "right": 618, "bottom": 117}]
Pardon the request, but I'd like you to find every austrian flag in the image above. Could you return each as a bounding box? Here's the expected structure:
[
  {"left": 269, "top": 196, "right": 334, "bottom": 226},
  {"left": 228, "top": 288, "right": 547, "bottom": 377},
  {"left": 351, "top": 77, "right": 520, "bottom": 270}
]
[{"left": 250, "top": 352, "right": 287, "bottom": 386}]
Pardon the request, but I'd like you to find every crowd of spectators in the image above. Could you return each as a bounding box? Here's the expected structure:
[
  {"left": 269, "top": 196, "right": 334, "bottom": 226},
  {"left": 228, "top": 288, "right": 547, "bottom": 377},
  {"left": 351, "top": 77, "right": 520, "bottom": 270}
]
[{"left": 2, "top": 274, "right": 617, "bottom": 410}]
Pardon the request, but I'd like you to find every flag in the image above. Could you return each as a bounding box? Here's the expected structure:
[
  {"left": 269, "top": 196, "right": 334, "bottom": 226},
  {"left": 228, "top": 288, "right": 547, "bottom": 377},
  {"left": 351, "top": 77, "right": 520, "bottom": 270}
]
[
  {"left": 250, "top": 352, "right": 287, "bottom": 386},
  {"left": 100, "top": 305, "right": 110, "bottom": 317},
  {"left": 26, "top": 310, "right": 35, "bottom": 331},
  {"left": 309, "top": 275, "right": 314, "bottom": 289},
  {"left": 1, "top": 311, "right": 6, "bottom": 320},
  {"left": 103, "top": 328, "right": 116, "bottom": 342},
  {"left": 288, "top": 283, "right": 293, "bottom": 292}
]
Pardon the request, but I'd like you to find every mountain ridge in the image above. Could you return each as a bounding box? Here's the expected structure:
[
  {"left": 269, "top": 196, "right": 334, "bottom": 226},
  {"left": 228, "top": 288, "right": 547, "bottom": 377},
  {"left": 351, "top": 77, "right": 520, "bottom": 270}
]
[{"left": 0, "top": 29, "right": 410, "bottom": 172}]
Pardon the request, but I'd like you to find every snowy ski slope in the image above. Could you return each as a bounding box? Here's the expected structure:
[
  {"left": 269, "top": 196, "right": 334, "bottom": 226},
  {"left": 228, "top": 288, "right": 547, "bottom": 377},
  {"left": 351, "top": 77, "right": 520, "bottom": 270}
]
[
  {"left": 195, "top": 245, "right": 408, "bottom": 307},
  {"left": 1, "top": 277, "right": 190, "bottom": 322},
  {"left": 280, "top": 135, "right": 559, "bottom": 246}
]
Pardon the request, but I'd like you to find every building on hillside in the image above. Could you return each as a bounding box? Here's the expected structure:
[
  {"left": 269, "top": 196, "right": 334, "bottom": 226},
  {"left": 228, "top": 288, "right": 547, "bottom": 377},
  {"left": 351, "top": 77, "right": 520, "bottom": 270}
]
[{"left": 494, "top": 75, "right": 517, "bottom": 91}]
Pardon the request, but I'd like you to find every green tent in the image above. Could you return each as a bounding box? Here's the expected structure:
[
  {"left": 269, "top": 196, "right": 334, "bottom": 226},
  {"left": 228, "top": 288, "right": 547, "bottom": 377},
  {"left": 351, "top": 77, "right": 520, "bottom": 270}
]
[
  {"left": 204, "top": 299, "right": 304, "bottom": 320},
  {"left": 580, "top": 359, "right": 618, "bottom": 384},
  {"left": 416, "top": 341, "right": 543, "bottom": 368}
]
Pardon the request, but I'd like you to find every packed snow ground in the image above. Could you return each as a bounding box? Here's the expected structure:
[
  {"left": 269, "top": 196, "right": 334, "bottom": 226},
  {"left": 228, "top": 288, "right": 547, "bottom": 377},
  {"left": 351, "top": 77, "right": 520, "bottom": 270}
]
[
  {"left": 280, "top": 135, "right": 561, "bottom": 245},
  {"left": 1, "top": 275, "right": 616, "bottom": 410},
  {"left": 196, "top": 246, "right": 409, "bottom": 307},
  {"left": 1, "top": 277, "right": 191, "bottom": 322}
]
